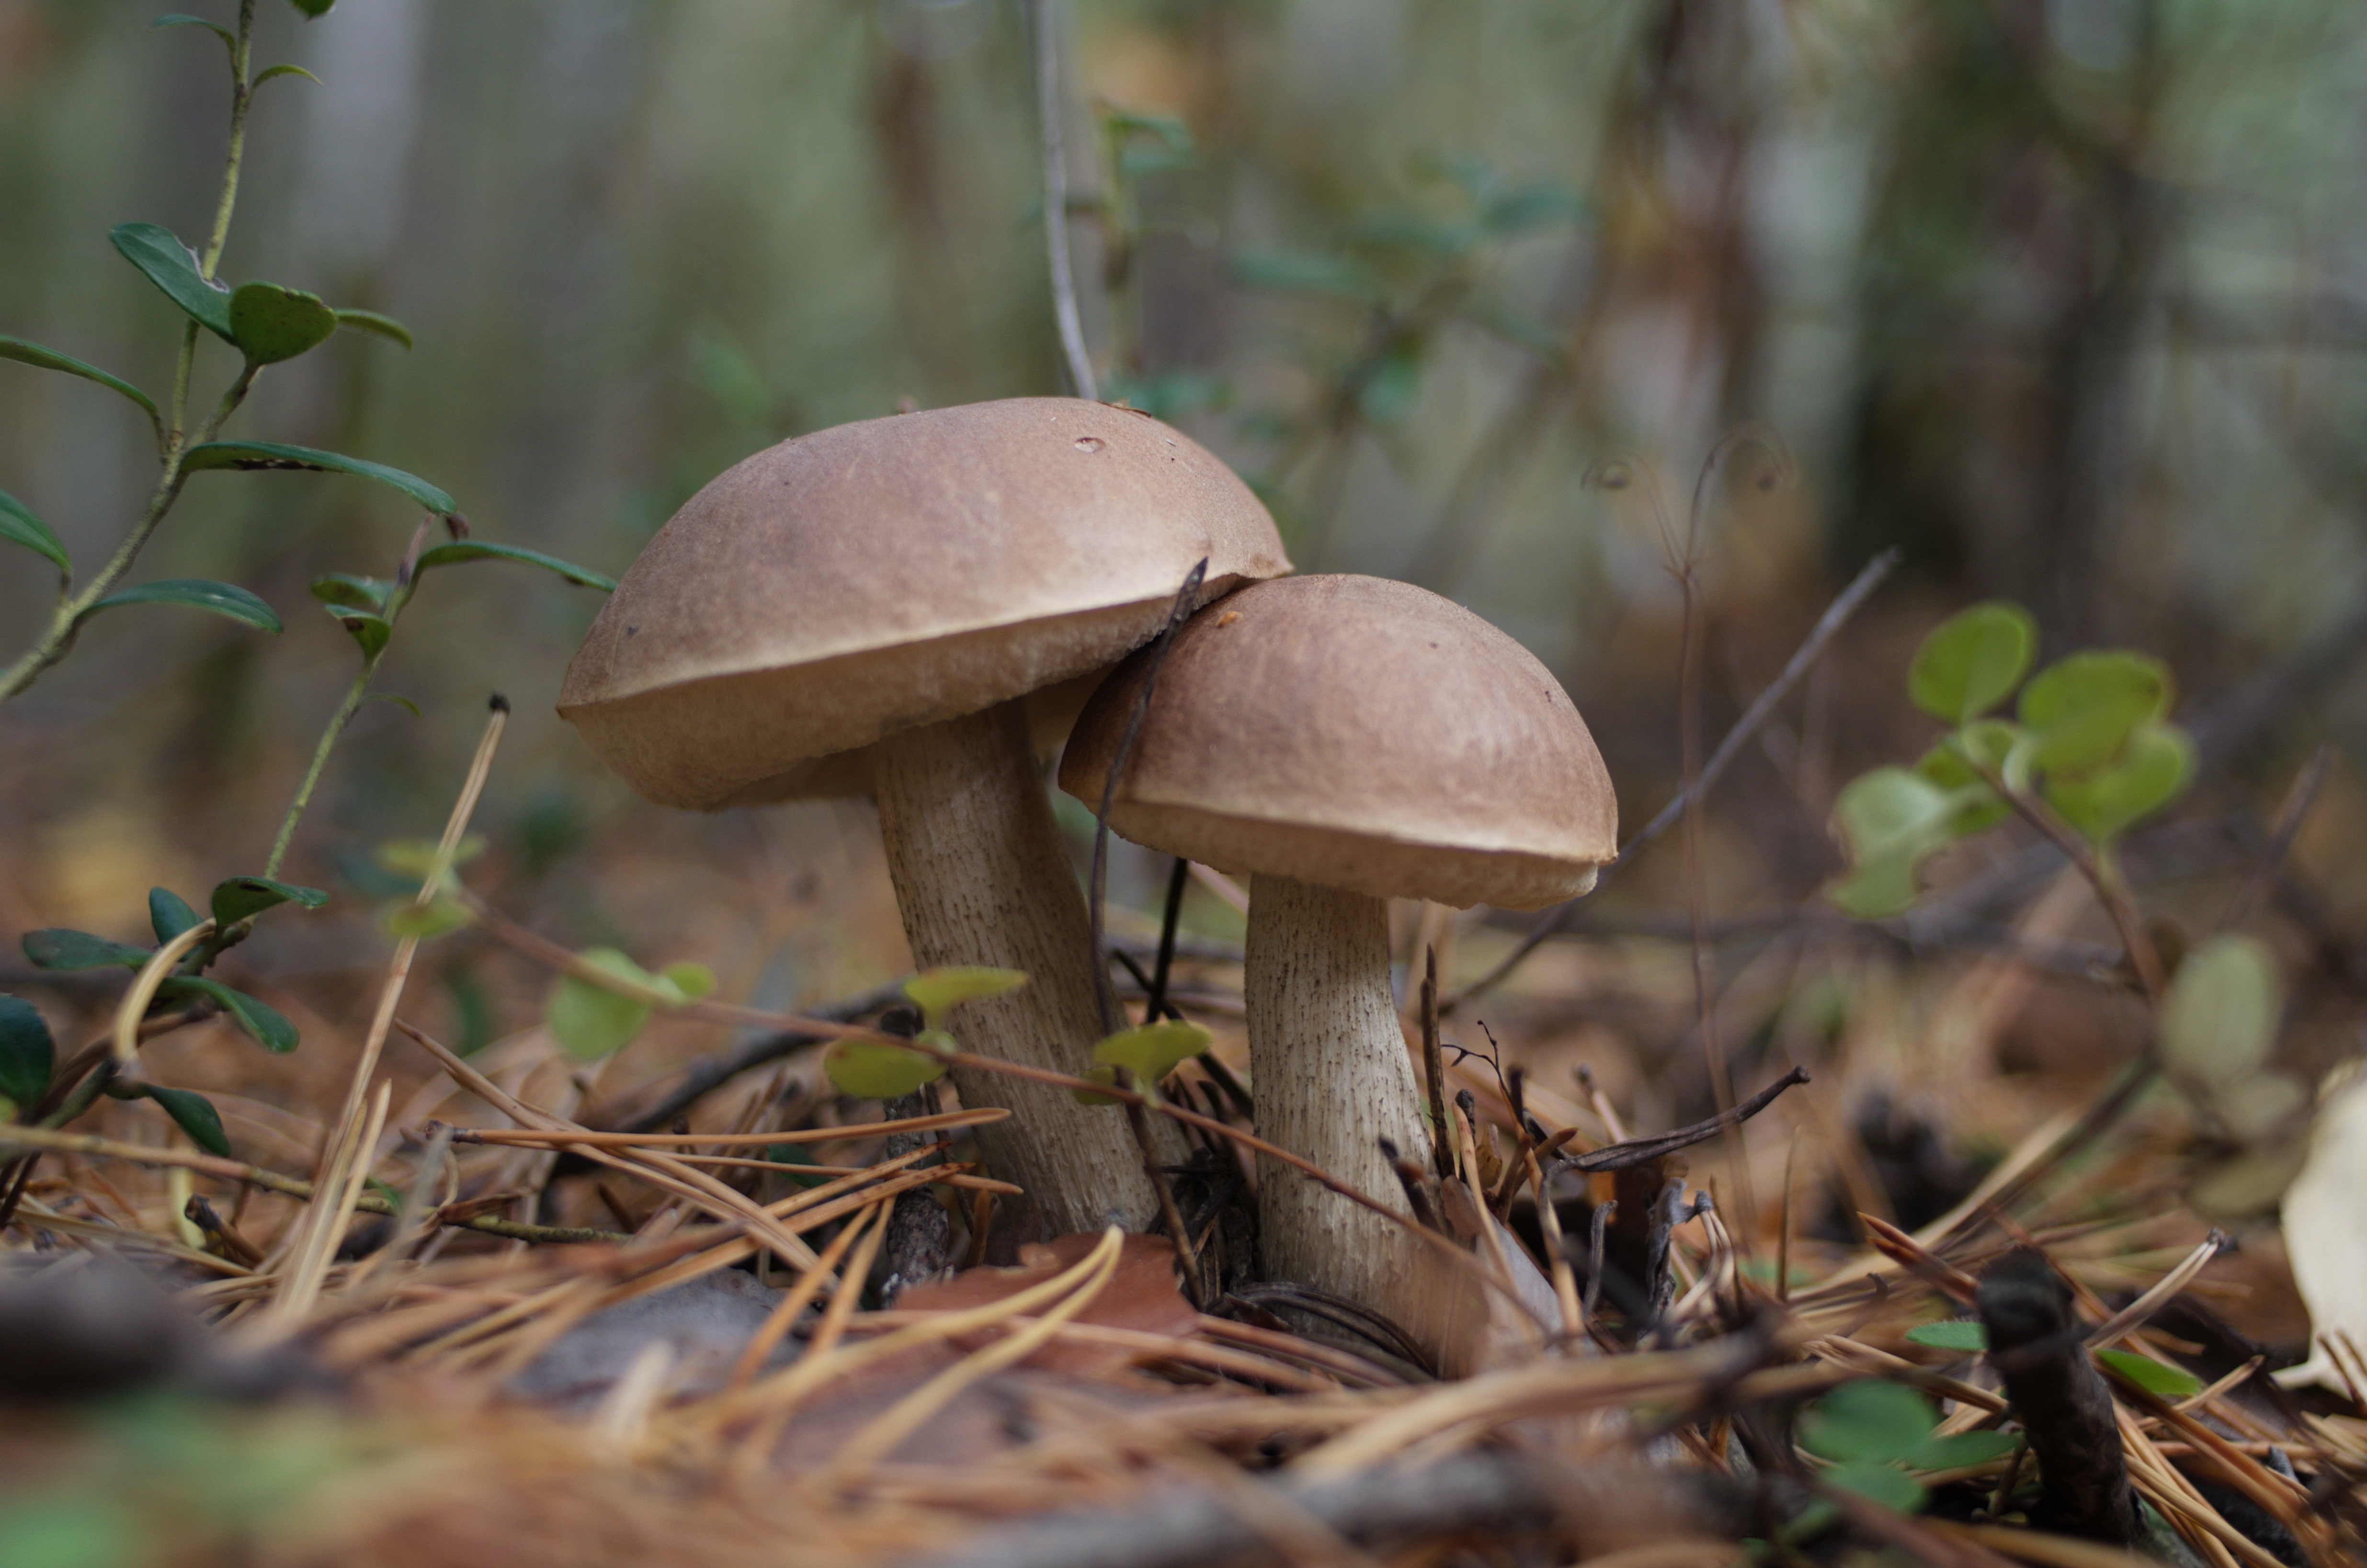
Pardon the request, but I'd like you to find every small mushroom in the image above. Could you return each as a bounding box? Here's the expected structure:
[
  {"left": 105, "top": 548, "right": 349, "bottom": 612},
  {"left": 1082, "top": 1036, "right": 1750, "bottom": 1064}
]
[
  {"left": 1059, "top": 575, "right": 1615, "bottom": 1334},
  {"left": 559, "top": 398, "right": 1289, "bottom": 1240}
]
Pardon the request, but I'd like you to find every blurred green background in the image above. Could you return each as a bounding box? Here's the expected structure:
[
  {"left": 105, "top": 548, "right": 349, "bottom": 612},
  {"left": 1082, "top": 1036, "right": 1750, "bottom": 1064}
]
[{"left": 4, "top": 0, "right": 2364, "bottom": 1075}]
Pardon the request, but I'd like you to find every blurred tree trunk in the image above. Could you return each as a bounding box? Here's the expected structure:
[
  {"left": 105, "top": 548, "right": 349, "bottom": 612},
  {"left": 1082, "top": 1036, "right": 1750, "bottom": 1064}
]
[{"left": 1834, "top": 0, "right": 2170, "bottom": 643}]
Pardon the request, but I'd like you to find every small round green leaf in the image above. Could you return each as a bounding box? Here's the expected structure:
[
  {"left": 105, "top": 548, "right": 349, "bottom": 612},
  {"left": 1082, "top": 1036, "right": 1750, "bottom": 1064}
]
[
  {"left": 155, "top": 977, "right": 299, "bottom": 1053},
  {"left": 1800, "top": 1380, "right": 1937, "bottom": 1463},
  {"left": 1092, "top": 1020, "right": 1213, "bottom": 1086},
  {"left": 0, "top": 995, "right": 57, "bottom": 1109},
  {"left": 547, "top": 949, "right": 657, "bottom": 1061},
  {"left": 2095, "top": 1348, "right": 2204, "bottom": 1400},
  {"left": 374, "top": 834, "right": 486, "bottom": 880},
  {"left": 309, "top": 573, "right": 389, "bottom": 611},
  {"left": 1821, "top": 1461, "right": 1927, "bottom": 1515},
  {"left": 0, "top": 486, "right": 70, "bottom": 578},
  {"left": 1903, "top": 1430, "right": 2019, "bottom": 1472},
  {"left": 326, "top": 606, "right": 392, "bottom": 659},
  {"left": 229, "top": 281, "right": 338, "bottom": 366},
  {"left": 1905, "top": 1320, "right": 1988, "bottom": 1353},
  {"left": 148, "top": 887, "right": 201, "bottom": 943},
  {"left": 2018, "top": 651, "right": 2173, "bottom": 775},
  {"left": 2188, "top": 1141, "right": 2310, "bottom": 1218},
  {"left": 2218, "top": 1071, "right": 2307, "bottom": 1143},
  {"left": 333, "top": 308, "right": 412, "bottom": 349},
  {"left": 658, "top": 962, "right": 716, "bottom": 1003},
  {"left": 110, "top": 222, "right": 232, "bottom": 340},
  {"left": 22, "top": 929, "right": 151, "bottom": 971},
  {"left": 410, "top": 541, "right": 616, "bottom": 592},
  {"left": 182, "top": 441, "right": 457, "bottom": 516},
  {"left": 1909, "top": 602, "right": 2037, "bottom": 725},
  {"left": 902, "top": 966, "right": 1030, "bottom": 1026},
  {"left": 287, "top": 0, "right": 337, "bottom": 16},
  {"left": 1070, "top": 1063, "right": 1126, "bottom": 1106},
  {"left": 1826, "top": 768, "right": 1958, "bottom": 918},
  {"left": 1913, "top": 722, "right": 2017, "bottom": 837},
  {"left": 85, "top": 579, "right": 283, "bottom": 634},
  {"left": 377, "top": 895, "right": 473, "bottom": 940},
  {"left": 210, "top": 876, "right": 328, "bottom": 928},
  {"left": 2158, "top": 933, "right": 2280, "bottom": 1090},
  {"left": 2042, "top": 724, "right": 2193, "bottom": 844},
  {"left": 823, "top": 1037, "right": 951, "bottom": 1100},
  {"left": 136, "top": 1083, "right": 232, "bottom": 1157}
]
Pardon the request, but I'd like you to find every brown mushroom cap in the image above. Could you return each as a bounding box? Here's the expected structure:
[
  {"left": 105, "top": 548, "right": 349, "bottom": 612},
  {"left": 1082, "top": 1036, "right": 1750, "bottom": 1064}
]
[
  {"left": 1058, "top": 575, "right": 1617, "bottom": 910},
  {"left": 558, "top": 398, "right": 1290, "bottom": 809}
]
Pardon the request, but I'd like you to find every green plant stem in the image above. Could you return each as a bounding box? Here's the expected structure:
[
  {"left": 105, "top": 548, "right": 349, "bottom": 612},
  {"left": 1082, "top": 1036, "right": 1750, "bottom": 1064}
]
[
  {"left": 263, "top": 653, "right": 383, "bottom": 881},
  {"left": 1973, "top": 761, "right": 2164, "bottom": 1003},
  {"left": 0, "top": 1, "right": 259, "bottom": 704}
]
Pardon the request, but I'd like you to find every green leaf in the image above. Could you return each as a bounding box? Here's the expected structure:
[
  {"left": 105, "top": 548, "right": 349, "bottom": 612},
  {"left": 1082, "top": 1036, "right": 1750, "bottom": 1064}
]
[
  {"left": 22, "top": 929, "right": 150, "bottom": 971},
  {"left": 374, "top": 834, "right": 486, "bottom": 879},
  {"left": 287, "top": 0, "right": 336, "bottom": 16},
  {"left": 1904, "top": 1430, "right": 2019, "bottom": 1471},
  {"left": 411, "top": 541, "right": 616, "bottom": 592},
  {"left": 148, "top": 887, "right": 201, "bottom": 943},
  {"left": 547, "top": 949, "right": 655, "bottom": 1062},
  {"left": 2158, "top": 933, "right": 2280, "bottom": 1090},
  {"left": 364, "top": 692, "right": 422, "bottom": 718},
  {"left": 152, "top": 12, "right": 236, "bottom": 51},
  {"left": 1905, "top": 1320, "right": 1989, "bottom": 1353},
  {"left": 2095, "top": 1348, "right": 2204, "bottom": 1400},
  {"left": 2018, "top": 651, "right": 2173, "bottom": 775},
  {"left": 2042, "top": 724, "right": 2193, "bottom": 844},
  {"left": 327, "top": 605, "right": 391, "bottom": 659},
  {"left": 1908, "top": 602, "right": 2037, "bottom": 725},
  {"left": 823, "top": 1036, "right": 950, "bottom": 1100},
  {"left": 1826, "top": 768, "right": 1959, "bottom": 918},
  {"left": 228, "top": 281, "right": 338, "bottom": 366},
  {"left": 1092, "top": 1020, "right": 1212, "bottom": 1088},
  {"left": 1913, "top": 721, "right": 2017, "bottom": 837},
  {"left": 110, "top": 222, "right": 232, "bottom": 340},
  {"left": 902, "top": 966, "right": 1029, "bottom": 1027},
  {"left": 0, "top": 334, "right": 161, "bottom": 431},
  {"left": 210, "top": 876, "right": 327, "bottom": 928},
  {"left": 333, "top": 308, "right": 412, "bottom": 349},
  {"left": 0, "top": 486, "right": 70, "bottom": 578},
  {"left": 308, "top": 572, "right": 389, "bottom": 611},
  {"left": 84, "top": 579, "right": 282, "bottom": 634},
  {"left": 2187, "top": 1141, "right": 2310, "bottom": 1218},
  {"left": 1800, "top": 1380, "right": 1937, "bottom": 1463},
  {"left": 182, "top": 441, "right": 456, "bottom": 515},
  {"left": 1070, "top": 1063, "right": 1126, "bottom": 1107},
  {"left": 254, "top": 62, "right": 321, "bottom": 88},
  {"left": 659, "top": 962, "right": 716, "bottom": 1002},
  {"left": 0, "top": 996, "right": 56, "bottom": 1109},
  {"left": 1821, "top": 1461, "right": 1928, "bottom": 1515},
  {"left": 136, "top": 1083, "right": 231, "bottom": 1157},
  {"left": 155, "top": 977, "right": 298, "bottom": 1053},
  {"left": 2218, "top": 1071, "right": 2307, "bottom": 1143},
  {"left": 377, "top": 895, "right": 472, "bottom": 940}
]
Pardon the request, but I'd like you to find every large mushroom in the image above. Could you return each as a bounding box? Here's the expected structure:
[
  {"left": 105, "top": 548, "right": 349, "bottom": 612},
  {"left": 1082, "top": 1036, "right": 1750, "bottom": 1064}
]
[
  {"left": 559, "top": 398, "right": 1289, "bottom": 1241},
  {"left": 1058, "top": 574, "right": 1616, "bottom": 1330}
]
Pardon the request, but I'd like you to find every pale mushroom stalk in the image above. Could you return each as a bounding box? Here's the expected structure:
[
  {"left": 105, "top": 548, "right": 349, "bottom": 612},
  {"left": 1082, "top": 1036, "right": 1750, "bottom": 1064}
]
[
  {"left": 1243, "top": 875, "right": 1435, "bottom": 1317},
  {"left": 872, "top": 701, "right": 1190, "bottom": 1238},
  {"left": 1059, "top": 574, "right": 1617, "bottom": 1356}
]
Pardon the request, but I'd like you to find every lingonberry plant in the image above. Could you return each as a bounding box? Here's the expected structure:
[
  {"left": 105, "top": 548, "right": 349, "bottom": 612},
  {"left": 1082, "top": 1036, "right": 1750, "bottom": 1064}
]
[
  {"left": 1829, "top": 603, "right": 2308, "bottom": 1214},
  {"left": 0, "top": 0, "right": 609, "bottom": 1173}
]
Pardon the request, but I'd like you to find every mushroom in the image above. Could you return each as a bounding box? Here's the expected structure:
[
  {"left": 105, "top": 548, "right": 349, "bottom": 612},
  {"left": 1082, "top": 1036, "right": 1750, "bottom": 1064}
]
[
  {"left": 1058, "top": 574, "right": 1615, "bottom": 1332},
  {"left": 558, "top": 398, "right": 1290, "bottom": 1240}
]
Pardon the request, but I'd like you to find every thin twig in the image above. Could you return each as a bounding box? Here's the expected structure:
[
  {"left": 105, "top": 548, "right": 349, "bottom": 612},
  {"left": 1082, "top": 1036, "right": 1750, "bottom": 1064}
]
[
  {"left": 1030, "top": 0, "right": 1095, "bottom": 400},
  {"left": 1453, "top": 548, "right": 1901, "bottom": 1008},
  {"left": 2222, "top": 743, "right": 2334, "bottom": 932}
]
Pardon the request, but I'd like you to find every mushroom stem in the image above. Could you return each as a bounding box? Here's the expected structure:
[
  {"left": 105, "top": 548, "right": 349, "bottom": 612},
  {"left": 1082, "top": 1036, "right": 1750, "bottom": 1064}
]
[
  {"left": 1245, "top": 875, "right": 1438, "bottom": 1335},
  {"left": 874, "top": 699, "right": 1184, "bottom": 1243}
]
